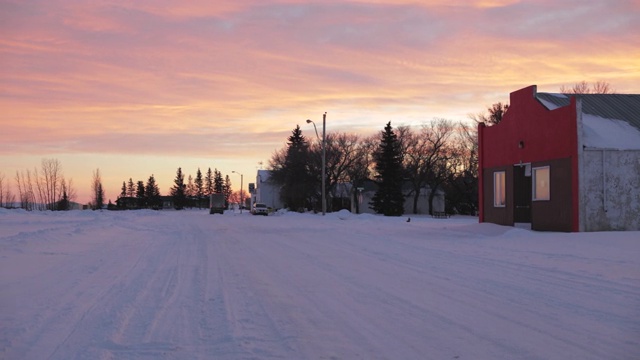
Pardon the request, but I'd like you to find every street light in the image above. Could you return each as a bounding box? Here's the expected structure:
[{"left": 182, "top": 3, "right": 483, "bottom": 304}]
[
  {"left": 232, "top": 171, "right": 244, "bottom": 214},
  {"left": 306, "top": 112, "right": 326, "bottom": 215}
]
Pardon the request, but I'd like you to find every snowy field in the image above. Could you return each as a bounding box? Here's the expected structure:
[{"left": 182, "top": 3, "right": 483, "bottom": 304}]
[{"left": 1, "top": 209, "right": 639, "bottom": 360}]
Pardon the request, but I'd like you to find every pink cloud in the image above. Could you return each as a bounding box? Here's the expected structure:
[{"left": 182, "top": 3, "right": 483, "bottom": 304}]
[{"left": 1, "top": 0, "right": 639, "bottom": 203}]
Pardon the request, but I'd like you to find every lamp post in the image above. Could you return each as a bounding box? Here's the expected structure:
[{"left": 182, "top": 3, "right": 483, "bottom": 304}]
[
  {"left": 306, "top": 112, "right": 326, "bottom": 215},
  {"left": 232, "top": 171, "right": 244, "bottom": 214}
]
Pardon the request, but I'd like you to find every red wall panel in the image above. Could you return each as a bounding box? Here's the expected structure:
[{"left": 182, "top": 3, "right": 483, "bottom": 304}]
[{"left": 480, "top": 85, "right": 578, "bottom": 168}]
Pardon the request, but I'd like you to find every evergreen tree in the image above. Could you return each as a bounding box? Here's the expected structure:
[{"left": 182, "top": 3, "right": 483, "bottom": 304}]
[
  {"left": 223, "top": 175, "right": 232, "bottom": 207},
  {"left": 145, "top": 174, "right": 161, "bottom": 209},
  {"left": 57, "top": 190, "right": 69, "bottom": 211},
  {"left": 195, "top": 168, "right": 204, "bottom": 198},
  {"left": 136, "top": 181, "right": 145, "bottom": 198},
  {"left": 205, "top": 168, "right": 214, "bottom": 195},
  {"left": 136, "top": 180, "right": 145, "bottom": 208},
  {"left": 214, "top": 169, "right": 224, "bottom": 194},
  {"left": 271, "top": 125, "right": 314, "bottom": 211},
  {"left": 186, "top": 175, "right": 195, "bottom": 197},
  {"left": 95, "top": 183, "right": 104, "bottom": 210},
  {"left": 120, "top": 181, "right": 127, "bottom": 198},
  {"left": 370, "top": 122, "right": 405, "bottom": 216},
  {"left": 171, "top": 167, "right": 187, "bottom": 210},
  {"left": 127, "top": 178, "right": 135, "bottom": 197}
]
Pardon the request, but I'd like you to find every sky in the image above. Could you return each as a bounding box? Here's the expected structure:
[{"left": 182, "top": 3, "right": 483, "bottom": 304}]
[{"left": 1, "top": 0, "right": 639, "bottom": 204}]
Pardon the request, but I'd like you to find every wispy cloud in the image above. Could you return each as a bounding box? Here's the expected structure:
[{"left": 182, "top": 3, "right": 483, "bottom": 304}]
[{"left": 1, "top": 0, "right": 639, "bottom": 201}]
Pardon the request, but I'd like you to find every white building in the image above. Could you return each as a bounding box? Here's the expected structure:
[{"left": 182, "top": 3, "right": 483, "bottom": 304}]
[
  {"left": 252, "top": 170, "right": 284, "bottom": 210},
  {"left": 351, "top": 180, "right": 445, "bottom": 215}
]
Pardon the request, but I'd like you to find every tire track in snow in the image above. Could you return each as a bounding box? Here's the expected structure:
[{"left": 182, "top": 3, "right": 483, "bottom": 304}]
[
  {"left": 1, "top": 218, "right": 160, "bottom": 360},
  {"left": 198, "top": 217, "right": 301, "bottom": 359},
  {"left": 334, "top": 220, "right": 640, "bottom": 359},
  {"left": 3, "top": 211, "right": 638, "bottom": 359}
]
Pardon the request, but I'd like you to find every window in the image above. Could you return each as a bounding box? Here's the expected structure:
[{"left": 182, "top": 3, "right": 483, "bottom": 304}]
[
  {"left": 533, "top": 166, "right": 550, "bottom": 201},
  {"left": 494, "top": 171, "right": 506, "bottom": 207}
]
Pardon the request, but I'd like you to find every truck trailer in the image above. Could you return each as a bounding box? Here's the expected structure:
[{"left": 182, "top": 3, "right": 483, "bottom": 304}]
[{"left": 209, "top": 193, "right": 225, "bottom": 214}]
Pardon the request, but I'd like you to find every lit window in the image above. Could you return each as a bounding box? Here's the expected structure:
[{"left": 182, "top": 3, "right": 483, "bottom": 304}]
[
  {"left": 533, "top": 166, "right": 550, "bottom": 201},
  {"left": 494, "top": 171, "right": 506, "bottom": 207}
]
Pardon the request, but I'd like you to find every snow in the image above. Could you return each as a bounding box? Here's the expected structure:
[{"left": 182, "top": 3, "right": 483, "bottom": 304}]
[
  {"left": 1, "top": 209, "right": 639, "bottom": 360},
  {"left": 536, "top": 94, "right": 640, "bottom": 150},
  {"left": 582, "top": 113, "right": 640, "bottom": 150},
  {"left": 537, "top": 93, "right": 568, "bottom": 110}
]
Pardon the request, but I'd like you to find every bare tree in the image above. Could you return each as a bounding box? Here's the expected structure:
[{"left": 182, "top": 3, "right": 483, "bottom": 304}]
[
  {"left": 309, "top": 132, "right": 365, "bottom": 212},
  {"left": 442, "top": 122, "right": 479, "bottom": 214},
  {"left": 346, "top": 134, "right": 376, "bottom": 214},
  {"left": 469, "top": 102, "right": 509, "bottom": 126},
  {"left": 228, "top": 190, "right": 241, "bottom": 206},
  {"left": 27, "top": 170, "right": 41, "bottom": 210},
  {"left": 560, "top": 80, "right": 615, "bottom": 94},
  {"left": 38, "top": 158, "right": 63, "bottom": 210},
  {"left": 268, "top": 147, "right": 287, "bottom": 172},
  {"left": 30, "top": 168, "right": 46, "bottom": 210},
  {"left": 18, "top": 158, "right": 67, "bottom": 210},
  {"left": 0, "top": 172, "right": 6, "bottom": 208},
  {"left": 402, "top": 119, "right": 455, "bottom": 215},
  {"left": 15, "top": 170, "right": 36, "bottom": 210},
  {"left": 14, "top": 171, "right": 25, "bottom": 209},
  {"left": 461, "top": 122, "right": 478, "bottom": 177},
  {"left": 591, "top": 81, "right": 614, "bottom": 94},
  {"left": 0, "top": 172, "right": 14, "bottom": 208}
]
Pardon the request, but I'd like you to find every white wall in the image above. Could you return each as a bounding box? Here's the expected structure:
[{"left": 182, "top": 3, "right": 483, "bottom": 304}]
[
  {"left": 352, "top": 188, "right": 445, "bottom": 215},
  {"left": 580, "top": 149, "right": 640, "bottom": 231},
  {"left": 255, "top": 171, "right": 284, "bottom": 210}
]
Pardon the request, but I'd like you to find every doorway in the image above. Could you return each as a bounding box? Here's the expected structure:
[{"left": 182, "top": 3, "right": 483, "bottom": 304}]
[{"left": 513, "top": 164, "right": 532, "bottom": 223}]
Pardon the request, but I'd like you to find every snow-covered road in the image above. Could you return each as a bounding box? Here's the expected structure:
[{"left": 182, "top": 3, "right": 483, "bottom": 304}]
[{"left": 1, "top": 209, "right": 639, "bottom": 359}]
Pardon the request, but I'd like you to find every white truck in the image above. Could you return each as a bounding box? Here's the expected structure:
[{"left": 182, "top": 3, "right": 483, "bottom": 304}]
[
  {"left": 209, "top": 193, "right": 226, "bottom": 214},
  {"left": 251, "top": 203, "right": 269, "bottom": 216}
]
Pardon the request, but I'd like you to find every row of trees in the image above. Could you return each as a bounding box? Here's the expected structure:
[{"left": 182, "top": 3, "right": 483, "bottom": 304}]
[
  {"left": 120, "top": 168, "right": 225, "bottom": 199},
  {"left": 269, "top": 118, "right": 478, "bottom": 216},
  {"left": 1, "top": 163, "right": 236, "bottom": 211},
  {"left": 114, "top": 167, "right": 234, "bottom": 210},
  {"left": 0, "top": 172, "right": 16, "bottom": 209},
  {"left": 1, "top": 159, "right": 77, "bottom": 210},
  {"left": 167, "top": 167, "right": 233, "bottom": 210},
  {"left": 113, "top": 173, "right": 163, "bottom": 209}
]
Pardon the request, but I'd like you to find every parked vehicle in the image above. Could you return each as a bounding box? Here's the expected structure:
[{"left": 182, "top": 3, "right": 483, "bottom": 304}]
[
  {"left": 209, "top": 194, "right": 225, "bottom": 214},
  {"left": 251, "top": 203, "right": 269, "bottom": 216}
]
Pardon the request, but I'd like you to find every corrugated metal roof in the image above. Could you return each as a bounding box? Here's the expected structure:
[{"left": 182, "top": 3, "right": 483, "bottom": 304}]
[{"left": 536, "top": 92, "right": 640, "bottom": 131}]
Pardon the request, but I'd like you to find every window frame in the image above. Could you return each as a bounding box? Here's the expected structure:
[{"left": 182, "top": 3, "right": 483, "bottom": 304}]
[
  {"left": 532, "top": 166, "right": 550, "bottom": 201},
  {"left": 493, "top": 171, "right": 506, "bottom": 207}
]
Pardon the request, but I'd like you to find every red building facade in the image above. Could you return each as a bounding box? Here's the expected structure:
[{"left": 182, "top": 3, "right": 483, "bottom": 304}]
[{"left": 478, "top": 85, "right": 580, "bottom": 232}]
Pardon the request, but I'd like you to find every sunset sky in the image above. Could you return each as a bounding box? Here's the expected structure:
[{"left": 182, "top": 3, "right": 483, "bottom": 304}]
[{"left": 1, "top": 0, "right": 639, "bottom": 204}]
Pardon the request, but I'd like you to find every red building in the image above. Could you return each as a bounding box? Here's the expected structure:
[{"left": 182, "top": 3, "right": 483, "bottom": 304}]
[{"left": 479, "top": 85, "right": 640, "bottom": 232}]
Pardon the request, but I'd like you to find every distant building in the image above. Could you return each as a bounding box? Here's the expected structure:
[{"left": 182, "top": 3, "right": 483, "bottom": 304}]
[
  {"left": 252, "top": 170, "right": 284, "bottom": 210},
  {"left": 478, "top": 85, "right": 640, "bottom": 231},
  {"left": 351, "top": 179, "right": 445, "bottom": 215},
  {"left": 251, "top": 169, "right": 445, "bottom": 215},
  {"left": 116, "top": 197, "right": 140, "bottom": 209}
]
